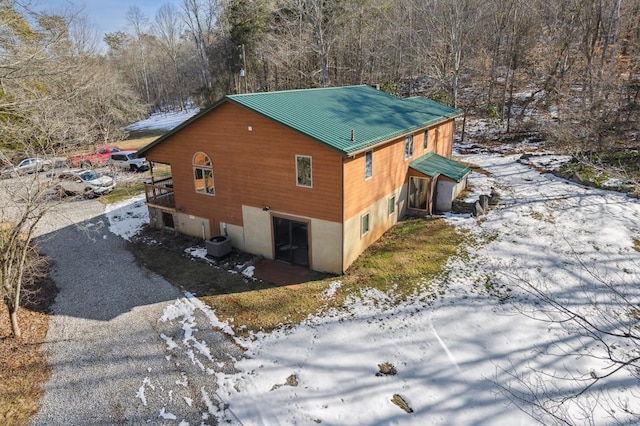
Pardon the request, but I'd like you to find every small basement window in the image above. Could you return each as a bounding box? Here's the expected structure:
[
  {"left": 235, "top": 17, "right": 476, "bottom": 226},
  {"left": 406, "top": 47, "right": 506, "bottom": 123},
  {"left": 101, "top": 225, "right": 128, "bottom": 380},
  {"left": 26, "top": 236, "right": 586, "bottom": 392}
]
[{"left": 361, "top": 212, "right": 370, "bottom": 237}]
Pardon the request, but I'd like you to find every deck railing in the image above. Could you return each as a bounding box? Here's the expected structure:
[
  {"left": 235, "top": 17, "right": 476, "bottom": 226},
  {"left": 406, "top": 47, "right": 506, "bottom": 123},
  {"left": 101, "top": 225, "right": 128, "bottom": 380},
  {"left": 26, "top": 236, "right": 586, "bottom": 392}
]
[{"left": 144, "top": 177, "right": 175, "bottom": 210}]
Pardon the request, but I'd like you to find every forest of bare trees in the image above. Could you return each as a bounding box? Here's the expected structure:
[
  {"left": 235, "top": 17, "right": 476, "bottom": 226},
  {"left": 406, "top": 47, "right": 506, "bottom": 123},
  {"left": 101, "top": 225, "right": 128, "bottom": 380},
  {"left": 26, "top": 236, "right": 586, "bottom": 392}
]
[
  {"left": 98, "top": 0, "right": 638, "bottom": 156},
  {"left": 2, "top": 0, "right": 637, "bottom": 153}
]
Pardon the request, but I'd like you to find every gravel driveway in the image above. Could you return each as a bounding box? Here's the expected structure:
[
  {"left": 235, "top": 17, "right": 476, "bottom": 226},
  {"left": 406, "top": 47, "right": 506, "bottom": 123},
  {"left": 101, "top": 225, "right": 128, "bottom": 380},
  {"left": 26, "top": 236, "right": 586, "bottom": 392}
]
[{"left": 30, "top": 200, "right": 243, "bottom": 425}]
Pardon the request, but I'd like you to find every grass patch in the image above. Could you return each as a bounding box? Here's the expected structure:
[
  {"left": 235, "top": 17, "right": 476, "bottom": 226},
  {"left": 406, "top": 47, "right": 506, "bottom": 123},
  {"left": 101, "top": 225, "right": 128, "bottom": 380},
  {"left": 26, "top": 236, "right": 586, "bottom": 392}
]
[
  {"left": 209, "top": 280, "right": 330, "bottom": 334},
  {"left": 116, "top": 136, "right": 158, "bottom": 151},
  {"left": 151, "top": 163, "right": 172, "bottom": 180},
  {"left": 336, "top": 218, "right": 465, "bottom": 302},
  {"left": 556, "top": 150, "right": 640, "bottom": 193},
  {"left": 212, "top": 218, "right": 466, "bottom": 331},
  {"left": 130, "top": 217, "right": 467, "bottom": 335},
  {"left": 529, "top": 211, "right": 555, "bottom": 223},
  {"left": 99, "top": 182, "right": 145, "bottom": 204},
  {"left": 557, "top": 162, "right": 611, "bottom": 187},
  {"left": 456, "top": 159, "right": 492, "bottom": 176}
]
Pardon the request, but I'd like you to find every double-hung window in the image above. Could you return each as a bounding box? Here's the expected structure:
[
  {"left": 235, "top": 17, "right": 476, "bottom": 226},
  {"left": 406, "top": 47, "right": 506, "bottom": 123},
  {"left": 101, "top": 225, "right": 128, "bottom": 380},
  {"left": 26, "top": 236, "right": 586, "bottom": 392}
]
[
  {"left": 296, "top": 155, "right": 312, "bottom": 187},
  {"left": 193, "top": 152, "right": 215, "bottom": 195},
  {"left": 365, "top": 150, "right": 373, "bottom": 179},
  {"left": 404, "top": 135, "right": 414, "bottom": 159},
  {"left": 423, "top": 129, "right": 429, "bottom": 150}
]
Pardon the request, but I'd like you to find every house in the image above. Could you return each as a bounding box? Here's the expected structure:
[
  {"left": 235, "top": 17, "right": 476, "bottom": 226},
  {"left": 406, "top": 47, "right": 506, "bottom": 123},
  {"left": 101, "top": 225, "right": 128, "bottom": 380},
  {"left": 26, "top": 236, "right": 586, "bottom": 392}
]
[{"left": 137, "top": 85, "right": 469, "bottom": 274}]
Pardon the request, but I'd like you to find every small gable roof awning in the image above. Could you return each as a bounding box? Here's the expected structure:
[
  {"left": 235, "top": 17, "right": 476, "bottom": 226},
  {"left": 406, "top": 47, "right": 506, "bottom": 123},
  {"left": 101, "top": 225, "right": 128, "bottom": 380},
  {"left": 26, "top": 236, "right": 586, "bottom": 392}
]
[{"left": 409, "top": 152, "right": 470, "bottom": 182}]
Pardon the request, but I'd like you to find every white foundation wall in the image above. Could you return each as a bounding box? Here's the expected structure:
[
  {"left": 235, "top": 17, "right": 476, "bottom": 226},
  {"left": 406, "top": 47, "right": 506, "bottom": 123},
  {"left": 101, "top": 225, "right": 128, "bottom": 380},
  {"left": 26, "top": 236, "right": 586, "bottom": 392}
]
[
  {"left": 175, "top": 212, "right": 211, "bottom": 239},
  {"left": 220, "top": 222, "right": 246, "bottom": 252},
  {"left": 309, "top": 218, "right": 342, "bottom": 274},
  {"left": 242, "top": 205, "right": 343, "bottom": 273},
  {"left": 343, "top": 184, "right": 406, "bottom": 271},
  {"left": 242, "top": 205, "right": 273, "bottom": 258}
]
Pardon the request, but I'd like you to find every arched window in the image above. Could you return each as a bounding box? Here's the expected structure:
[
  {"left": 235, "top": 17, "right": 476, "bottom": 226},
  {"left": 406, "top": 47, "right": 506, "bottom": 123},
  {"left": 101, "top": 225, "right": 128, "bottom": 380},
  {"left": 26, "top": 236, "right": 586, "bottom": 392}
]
[{"left": 193, "top": 152, "right": 214, "bottom": 195}]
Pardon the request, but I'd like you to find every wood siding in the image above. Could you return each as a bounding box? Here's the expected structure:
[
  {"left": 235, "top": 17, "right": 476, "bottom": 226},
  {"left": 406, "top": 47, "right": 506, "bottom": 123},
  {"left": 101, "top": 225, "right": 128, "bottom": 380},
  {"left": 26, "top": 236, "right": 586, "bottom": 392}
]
[
  {"left": 434, "top": 119, "right": 455, "bottom": 157},
  {"left": 344, "top": 136, "right": 408, "bottom": 219},
  {"left": 144, "top": 102, "right": 344, "bottom": 230},
  {"left": 343, "top": 118, "right": 455, "bottom": 219}
]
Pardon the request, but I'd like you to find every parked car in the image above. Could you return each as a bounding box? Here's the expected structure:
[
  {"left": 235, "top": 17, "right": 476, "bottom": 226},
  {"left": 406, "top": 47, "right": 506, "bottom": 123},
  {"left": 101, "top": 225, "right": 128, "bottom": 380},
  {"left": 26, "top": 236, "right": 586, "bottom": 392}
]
[
  {"left": 54, "top": 169, "right": 116, "bottom": 198},
  {"left": 0, "top": 165, "right": 15, "bottom": 179},
  {"left": 108, "top": 150, "right": 149, "bottom": 172},
  {"left": 1, "top": 157, "right": 52, "bottom": 178},
  {"left": 69, "top": 146, "right": 121, "bottom": 168}
]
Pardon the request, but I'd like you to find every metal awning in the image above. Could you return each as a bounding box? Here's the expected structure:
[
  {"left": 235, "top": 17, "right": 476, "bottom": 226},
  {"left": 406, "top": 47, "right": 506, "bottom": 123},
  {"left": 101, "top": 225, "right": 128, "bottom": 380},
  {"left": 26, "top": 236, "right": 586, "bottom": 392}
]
[{"left": 409, "top": 152, "right": 470, "bottom": 182}]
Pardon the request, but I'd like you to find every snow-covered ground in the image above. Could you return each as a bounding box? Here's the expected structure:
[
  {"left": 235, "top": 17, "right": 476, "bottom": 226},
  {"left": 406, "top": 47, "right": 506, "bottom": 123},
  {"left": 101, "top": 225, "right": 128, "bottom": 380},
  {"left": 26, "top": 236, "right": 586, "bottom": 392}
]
[{"left": 106, "top": 148, "right": 640, "bottom": 425}]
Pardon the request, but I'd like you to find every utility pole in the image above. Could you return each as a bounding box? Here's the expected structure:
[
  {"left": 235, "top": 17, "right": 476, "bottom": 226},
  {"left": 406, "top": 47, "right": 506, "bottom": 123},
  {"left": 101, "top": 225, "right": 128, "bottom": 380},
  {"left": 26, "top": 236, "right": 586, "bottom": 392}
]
[{"left": 240, "top": 44, "right": 248, "bottom": 93}]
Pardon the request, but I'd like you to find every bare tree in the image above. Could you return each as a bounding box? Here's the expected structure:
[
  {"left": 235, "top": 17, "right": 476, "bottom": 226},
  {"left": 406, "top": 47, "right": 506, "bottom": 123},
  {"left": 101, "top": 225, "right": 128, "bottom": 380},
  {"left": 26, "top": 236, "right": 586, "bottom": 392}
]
[
  {"left": 153, "top": 3, "right": 187, "bottom": 110},
  {"left": 182, "top": 0, "right": 220, "bottom": 93},
  {"left": 416, "top": 0, "right": 477, "bottom": 107},
  {"left": 127, "top": 6, "right": 152, "bottom": 105},
  {"left": 301, "top": 0, "right": 341, "bottom": 87},
  {"left": 261, "top": 0, "right": 309, "bottom": 89},
  {"left": 0, "top": 2, "right": 144, "bottom": 337},
  {"left": 0, "top": 167, "right": 56, "bottom": 339}
]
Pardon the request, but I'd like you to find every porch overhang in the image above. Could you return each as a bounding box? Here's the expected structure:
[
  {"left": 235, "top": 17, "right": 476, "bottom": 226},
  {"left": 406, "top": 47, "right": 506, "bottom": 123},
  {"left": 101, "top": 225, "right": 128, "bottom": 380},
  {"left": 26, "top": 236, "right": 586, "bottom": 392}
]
[{"left": 409, "top": 152, "right": 470, "bottom": 182}]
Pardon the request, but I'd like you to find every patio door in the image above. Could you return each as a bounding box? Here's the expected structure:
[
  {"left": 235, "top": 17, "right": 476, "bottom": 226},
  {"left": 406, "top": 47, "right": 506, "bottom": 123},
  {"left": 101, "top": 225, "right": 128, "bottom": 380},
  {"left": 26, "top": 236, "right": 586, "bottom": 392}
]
[
  {"left": 273, "top": 217, "right": 309, "bottom": 267},
  {"left": 408, "top": 176, "right": 432, "bottom": 212}
]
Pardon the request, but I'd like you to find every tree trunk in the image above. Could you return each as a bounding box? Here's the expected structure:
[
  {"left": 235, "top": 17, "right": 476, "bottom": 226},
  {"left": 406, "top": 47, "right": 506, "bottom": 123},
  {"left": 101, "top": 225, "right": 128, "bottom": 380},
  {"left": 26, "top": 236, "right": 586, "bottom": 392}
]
[{"left": 10, "top": 307, "right": 21, "bottom": 339}]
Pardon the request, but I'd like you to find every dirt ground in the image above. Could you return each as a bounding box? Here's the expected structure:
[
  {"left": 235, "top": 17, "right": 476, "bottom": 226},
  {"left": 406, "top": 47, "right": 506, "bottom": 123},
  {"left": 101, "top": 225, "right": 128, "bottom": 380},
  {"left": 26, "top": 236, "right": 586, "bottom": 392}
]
[
  {"left": 129, "top": 226, "right": 270, "bottom": 296},
  {"left": 0, "top": 274, "right": 58, "bottom": 426}
]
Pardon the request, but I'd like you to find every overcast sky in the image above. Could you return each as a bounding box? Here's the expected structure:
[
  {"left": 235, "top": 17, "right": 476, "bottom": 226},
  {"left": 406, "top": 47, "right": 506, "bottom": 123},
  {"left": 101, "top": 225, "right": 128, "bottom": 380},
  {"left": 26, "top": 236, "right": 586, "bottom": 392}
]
[{"left": 39, "top": 0, "right": 183, "bottom": 48}]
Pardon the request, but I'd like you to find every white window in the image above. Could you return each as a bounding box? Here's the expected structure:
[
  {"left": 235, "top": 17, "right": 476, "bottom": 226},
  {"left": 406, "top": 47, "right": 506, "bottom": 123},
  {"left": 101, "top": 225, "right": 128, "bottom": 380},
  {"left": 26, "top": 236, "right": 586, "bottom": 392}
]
[
  {"left": 423, "top": 129, "right": 429, "bottom": 150},
  {"left": 193, "top": 152, "right": 214, "bottom": 195},
  {"left": 365, "top": 150, "right": 373, "bottom": 179},
  {"left": 361, "top": 212, "right": 370, "bottom": 236},
  {"left": 389, "top": 196, "right": 396, "bottom": 215},
  {"left": 404, "top": 135, "right": 414, "bottom": 159},
  {"left": 296, "top": 155, "right": 312, "bottom": 187}
]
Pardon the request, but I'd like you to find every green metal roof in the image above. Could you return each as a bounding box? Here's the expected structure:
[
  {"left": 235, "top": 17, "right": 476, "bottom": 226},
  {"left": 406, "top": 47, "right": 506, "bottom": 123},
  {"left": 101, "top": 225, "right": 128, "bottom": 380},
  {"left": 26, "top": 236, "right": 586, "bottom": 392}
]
[
  {"left": 137, "top": 85, "right": 461, "bottom": 158},
  {"left": 409, "top": 152, "right": 470, "bottom": 182},
  {"left": 226, "top": 85, "right": 461, "bottom": 155}
]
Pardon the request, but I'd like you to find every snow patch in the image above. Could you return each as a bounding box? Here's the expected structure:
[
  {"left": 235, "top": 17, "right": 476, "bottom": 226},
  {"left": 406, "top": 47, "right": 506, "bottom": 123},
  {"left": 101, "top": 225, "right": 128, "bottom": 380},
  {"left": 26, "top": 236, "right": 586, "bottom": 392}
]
[
  {"left": 105, "top": 194, "right": 148, "bottom": 240},
  {"left": 158, "top": 407, "right": 177, "bottom": 420}
]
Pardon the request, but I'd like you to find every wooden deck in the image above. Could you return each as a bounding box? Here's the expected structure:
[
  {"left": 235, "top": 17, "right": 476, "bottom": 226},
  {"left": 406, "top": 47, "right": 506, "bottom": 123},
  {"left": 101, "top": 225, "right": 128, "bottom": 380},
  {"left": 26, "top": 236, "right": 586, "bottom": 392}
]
[{"left": 145, "top": 177, "right": 176, "bottom": 210}]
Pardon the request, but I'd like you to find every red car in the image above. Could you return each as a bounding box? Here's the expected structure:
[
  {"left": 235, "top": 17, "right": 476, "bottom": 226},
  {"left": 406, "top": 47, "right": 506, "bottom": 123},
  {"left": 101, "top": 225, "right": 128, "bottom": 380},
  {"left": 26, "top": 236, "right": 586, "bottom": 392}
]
[{"left": 68, "top": 146, "right": 122, "bottom": 168}]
